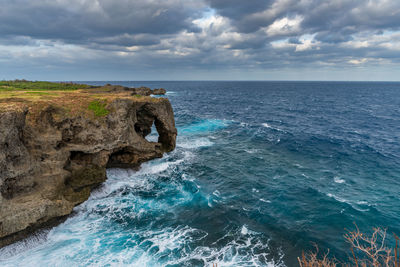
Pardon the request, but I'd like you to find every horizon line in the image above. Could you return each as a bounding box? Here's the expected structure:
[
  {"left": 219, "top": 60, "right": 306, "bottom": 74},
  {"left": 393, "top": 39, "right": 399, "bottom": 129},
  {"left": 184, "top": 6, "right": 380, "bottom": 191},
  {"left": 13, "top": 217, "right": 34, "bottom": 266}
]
[
  {"left": 3, "top": 79, "right": 400, "bottom": 83},
  {"left": 53, "top": 80, "right": 400, "bottom": 83}
]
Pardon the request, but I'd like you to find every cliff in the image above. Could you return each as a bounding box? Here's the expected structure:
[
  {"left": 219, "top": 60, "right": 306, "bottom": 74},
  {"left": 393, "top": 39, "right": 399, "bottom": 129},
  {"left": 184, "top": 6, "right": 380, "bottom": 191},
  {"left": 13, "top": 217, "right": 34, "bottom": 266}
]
[{"left": 0, "top": 83, "right": 177, "bottom": 247}]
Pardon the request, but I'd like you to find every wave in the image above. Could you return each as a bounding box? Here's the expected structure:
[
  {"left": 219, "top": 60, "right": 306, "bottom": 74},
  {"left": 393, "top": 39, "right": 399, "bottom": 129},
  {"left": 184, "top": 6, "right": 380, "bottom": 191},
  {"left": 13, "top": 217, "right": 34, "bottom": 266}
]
[
  {"left": 0, "top": 152, "right": 204, "bottom": 266},
  {"left": 119, "top": 224, "right": 284, "bottom": 267},
  {"left": 326, "top": 193, "right": 371, "bottom": 212},
  {"left": 87, "top": 152, "right": 192, "bottom": 200},
  {"left": 0, "top": 181, "right": 282, "bottom": 267},
  {"left": 177, "top": 137, "right": 214, "bottom": 149},
  {"left": 326, "top": 193, "right": 347, "bottom": 203},
  {"left": 334, "top": 176, "right": 346, "bottom": 184},
  {"left": 262, "top": 123, "right": 284, "bottom": 132},
  {"left": 245, "top": 149, "right": 259, "bottom": 154},
  {"left": 150, "top": 91, "right": 177, "bottom": 97}
]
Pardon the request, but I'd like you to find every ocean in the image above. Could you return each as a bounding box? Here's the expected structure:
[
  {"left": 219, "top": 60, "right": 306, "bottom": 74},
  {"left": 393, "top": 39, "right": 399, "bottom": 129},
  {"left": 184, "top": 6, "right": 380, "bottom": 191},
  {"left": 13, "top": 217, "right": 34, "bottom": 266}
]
[{"left": 1, "top": 81, "right": 399, "bottom": 266}]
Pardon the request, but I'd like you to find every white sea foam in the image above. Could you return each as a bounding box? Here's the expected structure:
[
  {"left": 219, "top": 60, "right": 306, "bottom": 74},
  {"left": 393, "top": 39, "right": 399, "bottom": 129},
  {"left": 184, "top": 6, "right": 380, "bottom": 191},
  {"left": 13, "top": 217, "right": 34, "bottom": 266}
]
[
  {"left": 245, "top": 149, "right": 259, "bottom": 154},
  {"left": 294, "top": 163, "right": 303, "bottom": 168},
  {"left": 207, "top": 196, "right": 214, "bottom": 207},
  {"left": 213, "top": 190, "right": 221, "bottom": 197},
  {"left": 140, "top": 225, "right": 284, "bottom": 267},
  {"left": 334, "top": 176, "right": 346, "bottom": 184},
  {"left": 262, "top": 123, "right": 284, "bottom": 132},
  {"left": 178, "top": 137, "right": 214, "bottom": 149},
  {"left": 327, "top": 193, "right": 347, "bottom": 203},
  {"left": 326, "top": 193, "right": 370, "bottom": 212},
  {"left": 89, "top": 168, "right": 155, "bottom": 200},
  {"left": 139, "top": 159, "right": 181, "bottom": 175},
  {"left": 182, "top": 173, "right": 196, "bottom": 182},
  {"left": 260, "top": 198, "right": 271, "bottom": 203},
  {"left": 241, "top": 225, "right": 249, "bottom": 235},
  {"left": 0, "top": 154, "right": 202, "bottom": 265},
  {"left": 89, "top": 150, "right": 193, "bottom": 201},
  {"left": 0, "top": 207, "right": 284, "bottom": 267},
  {"left": 0, "top": 116, "right": 286, "bottom": 266},
  {"left": 0, "top": 229, "right": 49, "bottom": 259}
]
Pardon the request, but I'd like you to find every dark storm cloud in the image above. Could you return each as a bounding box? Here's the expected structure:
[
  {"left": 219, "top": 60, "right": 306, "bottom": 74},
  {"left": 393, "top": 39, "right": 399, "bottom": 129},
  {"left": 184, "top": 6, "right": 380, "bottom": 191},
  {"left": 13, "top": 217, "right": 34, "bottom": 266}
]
[
  {"left": 0, "top": 36, "right": 40, "bottom": 46},
  {"left": 300, "top": 1, "right": 400, "bottom": 42},
  {"left": 206, "top": 0, "right": 272, "bottom": 19},
  {"left": 205, "top": 0, "right": 279, "bottom": 33},
  {"left": 93, "top": 34, "right": 161, "bottom": 47},
  {"left": 314, "top": 31, "right": 354, "bottom": 44},
  {"left": 0, "top": 0, "right": 202, "bottom": 43}
]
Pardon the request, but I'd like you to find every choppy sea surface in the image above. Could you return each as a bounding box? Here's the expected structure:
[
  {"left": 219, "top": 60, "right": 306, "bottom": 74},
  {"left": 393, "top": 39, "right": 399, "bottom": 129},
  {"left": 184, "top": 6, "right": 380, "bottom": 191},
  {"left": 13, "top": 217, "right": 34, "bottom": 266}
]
[{"left": 1, "top": 81, "right": 400, "bottom": 266}]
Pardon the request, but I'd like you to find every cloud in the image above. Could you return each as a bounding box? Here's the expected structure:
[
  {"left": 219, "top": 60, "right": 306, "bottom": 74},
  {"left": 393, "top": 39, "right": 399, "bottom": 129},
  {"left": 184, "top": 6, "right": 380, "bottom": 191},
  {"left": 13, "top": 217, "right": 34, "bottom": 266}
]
[
  {"left": 265, "top": 15, "right": 303, "bottom": 37},
  {"left": 0, "top": 0, "right": 204, "bottom": 43},
  {"left": 348, "top": 58, "right": 368, "bottom": 65},
  {"left": 0, "top": 0, "right": 400, "bottom": 80}
]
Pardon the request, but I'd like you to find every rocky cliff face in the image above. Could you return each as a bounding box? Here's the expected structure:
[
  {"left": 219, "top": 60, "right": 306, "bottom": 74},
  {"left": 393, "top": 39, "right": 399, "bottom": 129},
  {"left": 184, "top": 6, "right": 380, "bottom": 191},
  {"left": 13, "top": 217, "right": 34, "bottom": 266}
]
[{"left": 0, "top": 97, "right": 176, "bottom": 247}]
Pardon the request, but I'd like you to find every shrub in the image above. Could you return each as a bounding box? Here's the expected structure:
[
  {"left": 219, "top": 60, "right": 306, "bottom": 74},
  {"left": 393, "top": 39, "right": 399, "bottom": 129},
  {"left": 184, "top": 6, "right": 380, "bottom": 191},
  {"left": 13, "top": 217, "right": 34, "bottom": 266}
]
[{"left": 298, "top": 225, "right": 400, "bottom": 267}]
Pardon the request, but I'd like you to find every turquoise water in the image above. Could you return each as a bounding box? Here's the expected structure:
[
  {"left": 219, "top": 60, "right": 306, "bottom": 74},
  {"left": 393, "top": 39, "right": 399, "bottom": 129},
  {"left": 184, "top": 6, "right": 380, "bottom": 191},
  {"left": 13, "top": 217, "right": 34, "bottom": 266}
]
[{"left": 1, "top": 81, "right": 399, "bottom": 266}]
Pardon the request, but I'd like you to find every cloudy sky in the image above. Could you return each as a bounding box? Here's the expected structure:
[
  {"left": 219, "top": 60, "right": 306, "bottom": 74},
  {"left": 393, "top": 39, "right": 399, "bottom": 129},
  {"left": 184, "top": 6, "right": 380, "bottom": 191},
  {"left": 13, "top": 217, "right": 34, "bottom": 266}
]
[{"left": 1, "top": 0, "right": 400, "bottom": 81}]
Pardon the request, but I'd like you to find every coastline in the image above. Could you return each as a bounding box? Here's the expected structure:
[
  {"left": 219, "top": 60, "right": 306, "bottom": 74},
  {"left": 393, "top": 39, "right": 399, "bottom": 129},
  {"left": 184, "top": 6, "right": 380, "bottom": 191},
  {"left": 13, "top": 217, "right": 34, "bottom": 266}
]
[{"left": 0, "top": 81, "right": 177, "bottom": 247}]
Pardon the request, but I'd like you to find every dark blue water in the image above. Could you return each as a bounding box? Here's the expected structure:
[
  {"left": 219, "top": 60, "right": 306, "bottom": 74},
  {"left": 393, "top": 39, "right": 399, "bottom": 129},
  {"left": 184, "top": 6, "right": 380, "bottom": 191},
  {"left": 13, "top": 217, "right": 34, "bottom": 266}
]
[{"left": 1, "top": 81, "right": 400, "bottom": 266}]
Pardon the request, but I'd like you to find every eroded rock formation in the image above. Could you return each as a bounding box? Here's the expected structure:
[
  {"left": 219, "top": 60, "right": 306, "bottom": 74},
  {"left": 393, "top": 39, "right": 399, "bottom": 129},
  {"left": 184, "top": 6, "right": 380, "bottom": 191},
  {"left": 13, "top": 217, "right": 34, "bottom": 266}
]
[{"left": 0, "top": 97, "right": 176, "bottom": 247}]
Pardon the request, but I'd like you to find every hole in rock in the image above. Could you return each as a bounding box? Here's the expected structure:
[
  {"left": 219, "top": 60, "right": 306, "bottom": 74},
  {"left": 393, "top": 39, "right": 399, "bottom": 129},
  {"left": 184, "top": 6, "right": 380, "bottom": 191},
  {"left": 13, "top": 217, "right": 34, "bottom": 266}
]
[
  {"left": 134, "top": 120, "right": 159, "bottom": 143},
  {"left": 106, "top": 147, "right": 139, "bottom": 169},
  {"left": 146, "top": 122, "right": 159, "bottom": 142},
  {"left": 64, "top": 151, "right": 98, "bottom": 172}
]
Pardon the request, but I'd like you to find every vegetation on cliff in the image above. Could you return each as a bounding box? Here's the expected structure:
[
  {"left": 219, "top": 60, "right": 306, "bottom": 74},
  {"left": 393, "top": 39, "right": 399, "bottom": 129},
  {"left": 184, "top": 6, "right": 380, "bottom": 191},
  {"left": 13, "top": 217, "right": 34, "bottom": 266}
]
[
  {"left": 299, "top": 225, "right": 400, "bottom": 266},
  {"left": 87, "top": 100, "right": 110, "bottom": 117},
  {"left": 0, "top": 80, "right": 161, "bottom": 118},
  {"left": 0, "top": 80, "right": 90, "bottom": 91},
  {"left": 0, "top": 80, "right": 176, "bottom": 247}
]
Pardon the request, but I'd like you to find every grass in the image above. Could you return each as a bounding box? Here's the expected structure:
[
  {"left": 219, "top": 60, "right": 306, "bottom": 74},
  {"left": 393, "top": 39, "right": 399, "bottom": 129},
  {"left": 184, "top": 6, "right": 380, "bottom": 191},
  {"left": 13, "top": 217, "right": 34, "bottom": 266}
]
[
  {"left": 0, "top": 80, "right": 90, "bottom": 91},
  {"left": 24, "top": 91, "right": 52, "bottom": 96},
  {"left": 88, "top": 100, "right": 109, "bottom": 117},
  {"left": 0, "top": 80, "right": 164, "bottom": 118}
]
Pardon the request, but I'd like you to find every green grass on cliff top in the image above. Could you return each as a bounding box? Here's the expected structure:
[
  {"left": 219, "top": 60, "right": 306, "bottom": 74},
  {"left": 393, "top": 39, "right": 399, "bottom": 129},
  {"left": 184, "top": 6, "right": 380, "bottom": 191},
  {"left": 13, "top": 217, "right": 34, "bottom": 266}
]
[
  {"left": 0, "top": 80, "right": 161, "bottom": 115},
  {"left": 0, "top": 80, "right": 90, "bottom": 91},
  {"left": 88, "top": 100, "right": 110, "bottom": 117}
]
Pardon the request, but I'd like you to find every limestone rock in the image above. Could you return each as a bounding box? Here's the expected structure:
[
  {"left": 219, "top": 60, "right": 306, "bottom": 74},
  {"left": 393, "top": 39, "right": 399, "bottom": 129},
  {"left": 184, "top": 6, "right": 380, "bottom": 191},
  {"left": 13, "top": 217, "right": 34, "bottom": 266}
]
[
  {"left": 152, "top": 88, "right": 167, "bottom": 95},
  {"left": 0, "top": 97, "right": 177, "bottom": 247}
]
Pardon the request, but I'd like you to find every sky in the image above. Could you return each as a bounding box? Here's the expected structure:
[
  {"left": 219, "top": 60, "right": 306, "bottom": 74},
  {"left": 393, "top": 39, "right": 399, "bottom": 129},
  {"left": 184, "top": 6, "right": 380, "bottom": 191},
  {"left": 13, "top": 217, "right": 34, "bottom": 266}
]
[{"left": 1, "top": 0, "right": 400, "bottom": 81}]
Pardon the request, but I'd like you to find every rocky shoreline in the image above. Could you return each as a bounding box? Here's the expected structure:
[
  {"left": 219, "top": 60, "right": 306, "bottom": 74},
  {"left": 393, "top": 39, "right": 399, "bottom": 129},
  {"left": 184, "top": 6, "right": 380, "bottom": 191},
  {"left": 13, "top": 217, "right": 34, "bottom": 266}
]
[{"left": 0, "top": 83, "right": 176, "bottom": 247}]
